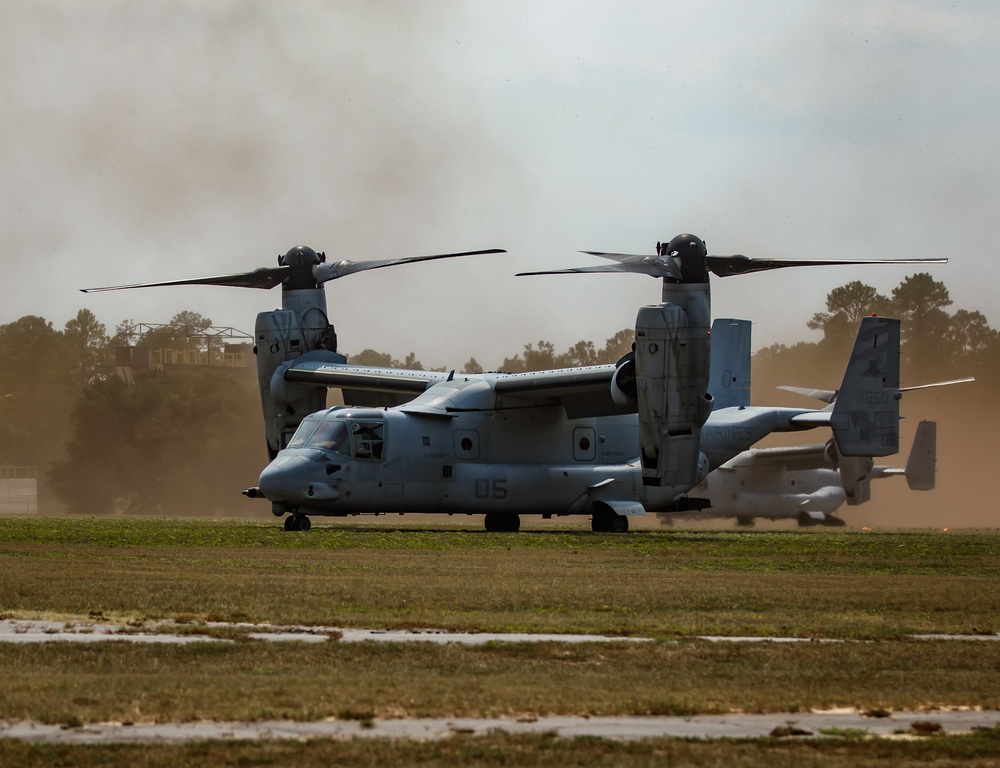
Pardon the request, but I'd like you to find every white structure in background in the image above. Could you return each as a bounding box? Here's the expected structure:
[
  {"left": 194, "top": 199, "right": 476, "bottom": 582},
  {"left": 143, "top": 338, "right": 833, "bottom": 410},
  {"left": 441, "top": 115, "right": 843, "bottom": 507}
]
[{"left": 0, "top": 467, "right": 37, "bottom": 514}]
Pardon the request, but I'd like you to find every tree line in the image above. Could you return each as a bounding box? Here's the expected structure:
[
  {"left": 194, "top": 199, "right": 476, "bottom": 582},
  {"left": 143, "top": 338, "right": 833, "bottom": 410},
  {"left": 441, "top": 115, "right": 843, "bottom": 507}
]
[
  {"left": 757, "top": 273, "right": 998, "bottom": 386},
  {"left": 0, "top": 273, "right": 993, "bottom": 516}
]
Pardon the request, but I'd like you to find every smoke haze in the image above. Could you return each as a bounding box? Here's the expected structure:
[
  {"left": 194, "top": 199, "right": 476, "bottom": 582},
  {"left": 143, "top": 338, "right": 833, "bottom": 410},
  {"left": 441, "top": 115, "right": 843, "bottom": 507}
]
[{"left": 2, "top": 2, "right": 997, "bottom": 528}]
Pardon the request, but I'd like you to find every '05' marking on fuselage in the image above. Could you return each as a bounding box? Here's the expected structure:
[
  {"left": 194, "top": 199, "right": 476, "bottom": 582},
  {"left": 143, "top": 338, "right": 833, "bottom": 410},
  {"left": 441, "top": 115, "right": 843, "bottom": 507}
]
[{"left": 474, "top": 479, "right": 508, "bottom": 500}]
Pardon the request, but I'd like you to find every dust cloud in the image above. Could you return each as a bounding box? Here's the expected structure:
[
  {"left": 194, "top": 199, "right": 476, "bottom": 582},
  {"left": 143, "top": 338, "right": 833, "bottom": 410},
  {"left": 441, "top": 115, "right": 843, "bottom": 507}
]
[
  {"left": 0, "top": 2, "right": 523, "bottom": 365},
  {"left": 727, "top": 375, "right": 998, "bottom": 530},
  {"left": 850, "top": 390, "right": 997, "bottom": 529}
]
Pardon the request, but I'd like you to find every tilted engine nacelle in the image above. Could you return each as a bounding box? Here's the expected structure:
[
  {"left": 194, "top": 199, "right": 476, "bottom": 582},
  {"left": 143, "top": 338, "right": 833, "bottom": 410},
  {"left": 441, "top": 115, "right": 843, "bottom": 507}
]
[
  {"left": 255, "top": 296, "right": 344, "bottom": 459},
  {"left": 634, "top": 291, "right": 713, "bottom": 496},
  {"left": 610, "top": 352, "right": 637, "bottom": 408}
]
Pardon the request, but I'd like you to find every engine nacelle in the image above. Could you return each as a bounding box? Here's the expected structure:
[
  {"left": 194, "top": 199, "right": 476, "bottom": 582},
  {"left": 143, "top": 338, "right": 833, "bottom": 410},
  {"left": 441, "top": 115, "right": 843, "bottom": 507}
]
[
  {"left": 254, "top": 293, "right": 344, "bottom": 460},
  {"left": 610, "top": 352, "right": 637, "bottom": 407},
  {"left": 634, "top": 287, "right": 712, "bottom": 494}
]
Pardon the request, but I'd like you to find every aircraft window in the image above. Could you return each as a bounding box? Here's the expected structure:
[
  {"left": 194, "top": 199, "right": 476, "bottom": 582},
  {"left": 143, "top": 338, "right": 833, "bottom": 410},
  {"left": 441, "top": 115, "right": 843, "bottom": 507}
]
[
  {"left": 286, "top": 420, "right": 320, "bottom": 449},
  {"left": 351, "top": 420, "right": 384, "bottom": 460},
  {"left": 304, "top": 420, "right": 351, "bottom": 454}
]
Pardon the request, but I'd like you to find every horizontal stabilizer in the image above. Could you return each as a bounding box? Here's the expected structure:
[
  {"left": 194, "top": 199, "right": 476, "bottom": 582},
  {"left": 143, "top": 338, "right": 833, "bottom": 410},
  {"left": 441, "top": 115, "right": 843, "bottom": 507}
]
[
  {"left": 904, "top": 420, "right": 936, "bottom": 491},
  {"left": 777, "top": 385, "right": 837, "bottom": 404}
]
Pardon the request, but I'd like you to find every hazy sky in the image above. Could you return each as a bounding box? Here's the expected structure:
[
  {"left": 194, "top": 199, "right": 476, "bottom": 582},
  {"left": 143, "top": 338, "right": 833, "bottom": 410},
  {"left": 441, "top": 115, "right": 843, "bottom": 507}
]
[{"left": 3, "top": 1, "right": 997, "bottom": 372}]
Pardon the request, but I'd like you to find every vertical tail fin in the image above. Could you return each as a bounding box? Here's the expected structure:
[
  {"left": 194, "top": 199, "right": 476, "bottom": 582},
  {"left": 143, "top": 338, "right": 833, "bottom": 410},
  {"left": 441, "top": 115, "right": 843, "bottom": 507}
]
[
  {"left": 904, "top": 420, "right": 936, "bottom": 490},
  {"left": 831, "top": 316, "right": 901, "bottom": 457},
  {"left": 709, "top": 318, "right": 751, "bottom": 409}
]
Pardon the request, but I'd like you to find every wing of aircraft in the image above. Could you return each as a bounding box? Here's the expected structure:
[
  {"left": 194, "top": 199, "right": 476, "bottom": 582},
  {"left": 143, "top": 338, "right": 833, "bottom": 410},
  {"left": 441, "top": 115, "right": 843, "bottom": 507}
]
[
  {"left": 283, "top": 315, "right": 754, "bottom": 418},
  {"left": 283, "top": 314, "right": 758, "bottom": 419},
  {"left": 719, "top": 443, "right": 830, "bottom": 471},
  {"left": 281, "top": 357, "right": 630, "bottom": 418}
]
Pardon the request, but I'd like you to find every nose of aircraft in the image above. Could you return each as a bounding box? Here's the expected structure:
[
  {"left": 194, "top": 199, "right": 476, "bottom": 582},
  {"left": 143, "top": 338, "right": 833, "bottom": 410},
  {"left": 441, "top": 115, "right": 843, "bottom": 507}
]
[{"left": 259, "top": 453, "right": 333, "bottom": 502}]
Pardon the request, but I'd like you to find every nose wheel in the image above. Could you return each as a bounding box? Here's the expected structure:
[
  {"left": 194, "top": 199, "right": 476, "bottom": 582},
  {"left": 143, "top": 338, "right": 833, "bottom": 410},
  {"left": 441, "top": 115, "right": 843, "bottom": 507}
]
[{"left": 283, "top": 513, "right": 312, "bottom": 532}]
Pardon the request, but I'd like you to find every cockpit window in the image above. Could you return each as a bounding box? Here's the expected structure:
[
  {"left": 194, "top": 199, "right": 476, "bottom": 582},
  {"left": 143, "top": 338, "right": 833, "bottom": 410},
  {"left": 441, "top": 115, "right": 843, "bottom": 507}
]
[
  {"left": 287, "top": 419, "right": 351, "bottom": 453},
  {"left": 307, "top": 421, "right": 352, "bottom": 453},
  {"left": 351, "top": 421, "right": 384, "bottom": 460},
  {"left": 286, "top": 419, "right": 320, "bottom": 449},
  {"left": 286, "top": 417, "right": 383, "bottom": 460}
]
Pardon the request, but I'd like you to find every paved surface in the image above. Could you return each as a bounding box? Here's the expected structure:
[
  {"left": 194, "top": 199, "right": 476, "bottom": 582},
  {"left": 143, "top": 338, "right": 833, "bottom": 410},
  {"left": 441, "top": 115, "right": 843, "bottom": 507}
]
[
  {"left": 0, "top": 619, "right": 651, "bottom": 645},
  {"left": 4, "top": 618, "right": 996, "bottom": 646},
  {"left": 4, "top": 618, "right": 997, "bottom": 744},
  {"left": 1, "top": 710, "right": 997, "bottom": 744}
]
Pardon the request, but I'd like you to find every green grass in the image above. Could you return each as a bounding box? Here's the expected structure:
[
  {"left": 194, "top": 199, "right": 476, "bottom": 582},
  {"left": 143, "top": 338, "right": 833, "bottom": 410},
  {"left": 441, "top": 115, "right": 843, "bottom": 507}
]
[
  {"left": 0, "top": 517, "right": 998, "bottom": 765},
  {"left": 1, "top": 517, "right": 996, "bottom": 576},
  {"left": 1, "top": 638, "right": 998, "bottom": 723},
  {"left": 1, "top": 519, "right": 997, "bottom": 637}
]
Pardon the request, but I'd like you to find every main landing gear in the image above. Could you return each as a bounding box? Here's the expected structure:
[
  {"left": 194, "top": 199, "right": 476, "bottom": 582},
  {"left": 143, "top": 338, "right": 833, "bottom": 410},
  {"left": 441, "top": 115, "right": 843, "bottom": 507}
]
[
  {"left": 591, "top": 509, "right": 629, "bottom": 533},
  {"left": 484, "top": 512, "right": 520, "bottom": 532},
  {"left": 283, "top": 513, "right": 311, "bottom": 532}
]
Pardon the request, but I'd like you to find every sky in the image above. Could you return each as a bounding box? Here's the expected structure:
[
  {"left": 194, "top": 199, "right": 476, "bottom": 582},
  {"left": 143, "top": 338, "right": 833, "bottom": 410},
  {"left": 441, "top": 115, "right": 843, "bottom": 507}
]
[{"left": 3, "top": 1, "right": 998, "bottom": 371}]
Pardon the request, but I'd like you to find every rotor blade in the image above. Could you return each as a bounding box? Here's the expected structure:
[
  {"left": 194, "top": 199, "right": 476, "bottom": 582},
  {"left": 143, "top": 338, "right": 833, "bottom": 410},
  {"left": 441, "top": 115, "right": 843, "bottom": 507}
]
[
  {"left": 900, "top": 376, "right": 975, "bottom": 392},
  {"left": 516, "top": 265, "right": 637, "bottom": 277},
  {"left": 318, "top": 248, "right": 506, "bottom": 283},
  {"left": 82, "top": 266, "right": 290, "bottom": 293},
  {"left": 579, "top": 251, "right": 656, "bottom": 266},
  {"left": 706, "top": 255, "right": 949, "bottom": 278},
  {"left": 519, "top": 251, "right": 682, "bottom": 279}
]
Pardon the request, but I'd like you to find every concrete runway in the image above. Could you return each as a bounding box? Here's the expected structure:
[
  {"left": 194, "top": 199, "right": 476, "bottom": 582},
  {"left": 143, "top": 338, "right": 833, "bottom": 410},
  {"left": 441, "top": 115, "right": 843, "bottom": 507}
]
[
  {"left": 0, "top": 618, "right": 652, "bottom": 645},
  {"left": 2, "top": 710, "right": 998, "bottom": 744},
  {"left": 3, "top": 619, "right": 997, "bottom": 645}
]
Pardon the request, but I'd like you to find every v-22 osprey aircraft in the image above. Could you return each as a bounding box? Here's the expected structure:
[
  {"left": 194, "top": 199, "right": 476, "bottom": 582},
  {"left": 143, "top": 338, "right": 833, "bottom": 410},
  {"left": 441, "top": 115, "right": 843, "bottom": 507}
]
[
  {"left": 685, "top": 419, "right": 937, "bottom": 528},
  {"left": 672, "top": 319, "right": 971, "bottom": 528},
  {"left": 251, "top": 311, "right": 903, "bottom": 531},
  {"left": 85, "top": 232, "right": 944, "bottom": 532}
]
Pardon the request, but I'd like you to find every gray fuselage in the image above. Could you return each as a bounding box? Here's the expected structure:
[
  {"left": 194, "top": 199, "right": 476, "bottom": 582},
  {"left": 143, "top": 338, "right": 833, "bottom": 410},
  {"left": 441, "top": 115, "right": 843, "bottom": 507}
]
[{"left": 257, "top": 403, "right": 816, "bottom": 518}]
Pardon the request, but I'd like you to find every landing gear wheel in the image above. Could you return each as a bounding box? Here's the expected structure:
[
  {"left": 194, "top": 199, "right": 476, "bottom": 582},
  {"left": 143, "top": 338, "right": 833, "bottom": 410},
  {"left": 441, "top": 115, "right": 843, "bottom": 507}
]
[
  {"left": 592, "top": 509, "right": 628, "bottom": 532},
  {"left": 284, "top": 513, "right": 312, "bottom": 532},
  {"left": 484, "top": 513, "right": 520, "bottom": 532},
  {"left": 736, "top": 516, "right": 755, "bottom": 528}
]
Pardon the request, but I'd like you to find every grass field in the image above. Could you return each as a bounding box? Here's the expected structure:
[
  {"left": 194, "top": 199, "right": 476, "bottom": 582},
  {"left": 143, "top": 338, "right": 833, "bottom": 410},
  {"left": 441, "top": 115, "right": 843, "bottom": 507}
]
[{"left": 1, "top": 517, "right": 998, "bottom": 765}]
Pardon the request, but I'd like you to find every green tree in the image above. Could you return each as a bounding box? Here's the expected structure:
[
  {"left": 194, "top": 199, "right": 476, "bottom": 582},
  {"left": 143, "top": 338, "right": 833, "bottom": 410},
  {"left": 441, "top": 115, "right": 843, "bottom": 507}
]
[
  {"left": 891, "top": 273, "right": 952, "bottom": 372},
  {"left": 0, "top": 316, "right": 74, "bottom": 471},
  {"left": 597, "top": 329, "right": 634, "bottom": 363},
  {"left": 50, "top": 367, "right": 263, "bottom": 515},
  {"left": 945, "top": 309, "right": 999, "bottom": 370},
  {"left": 808, "top": 281, "right": 891, "bottom": 354},
  {"left": 500, "top": 340, "right": 558, "bottom": 372},
  {"left": 348, "top": 349, "right": 397, "bottom": 367},
  {"left": 64, "top": 308, "right": 108, "bottom": 388},
  {"left": 559, "top": 340, "right": 598, "bottom": 368},
  {"left": 401, "top": 352, "right": 423, "bottom": 370}
]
